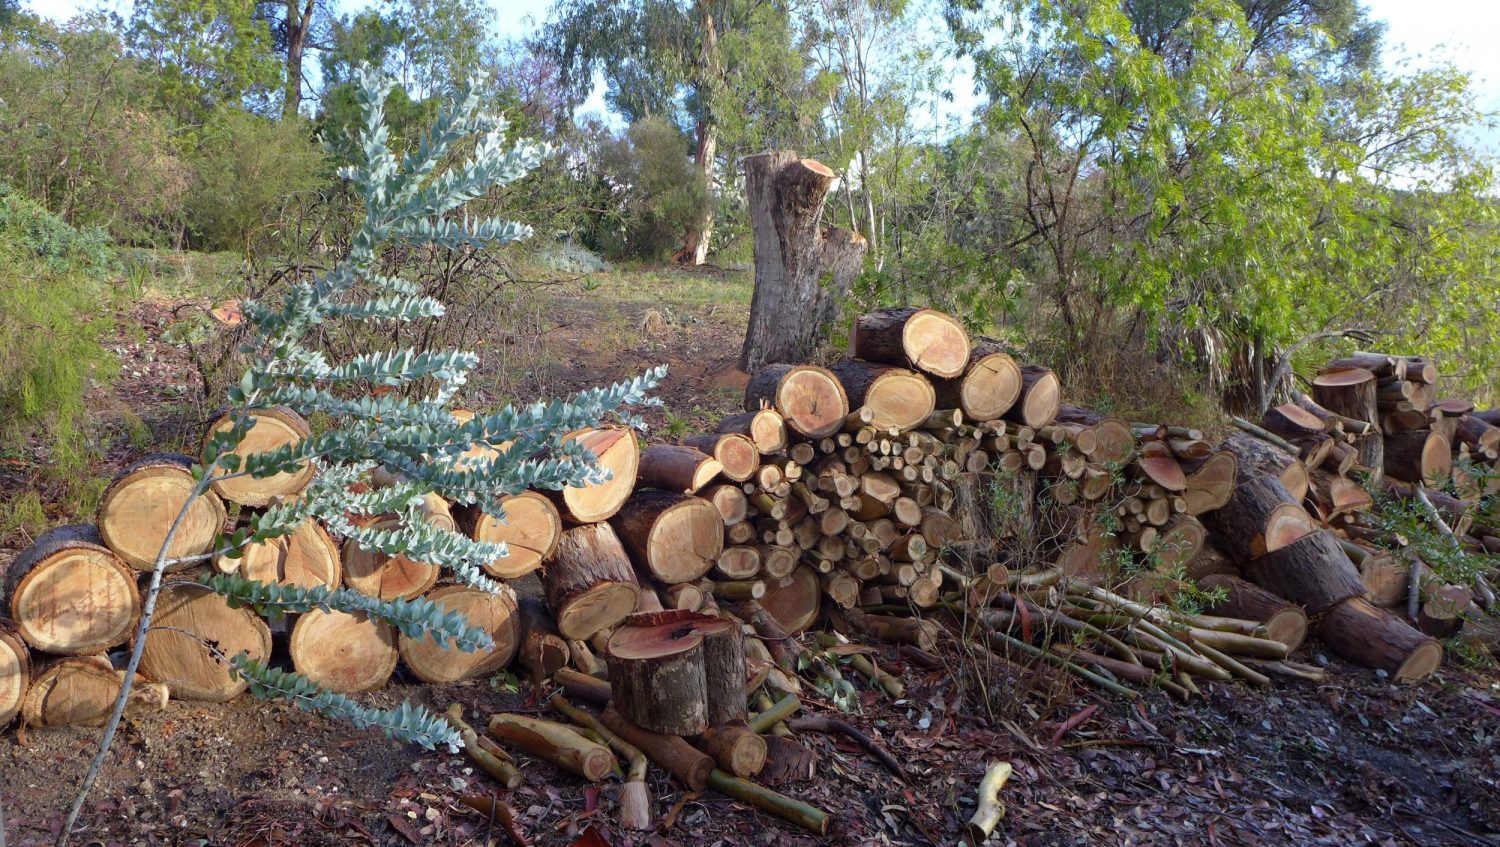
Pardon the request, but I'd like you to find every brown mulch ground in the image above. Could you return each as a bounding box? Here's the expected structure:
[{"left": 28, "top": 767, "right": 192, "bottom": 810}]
[{"left": 2, "top": 268, "right": 1498, "bottom": 846}]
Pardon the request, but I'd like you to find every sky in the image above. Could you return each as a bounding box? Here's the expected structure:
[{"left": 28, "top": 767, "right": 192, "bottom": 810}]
[{"left": 19, "top": 0, "right": 1500, "bottom": 150}]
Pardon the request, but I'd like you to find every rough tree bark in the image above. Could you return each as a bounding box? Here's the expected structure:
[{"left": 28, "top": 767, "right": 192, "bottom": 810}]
[{"left": 739, "top": 152, "right": 868, "bottom": 372}]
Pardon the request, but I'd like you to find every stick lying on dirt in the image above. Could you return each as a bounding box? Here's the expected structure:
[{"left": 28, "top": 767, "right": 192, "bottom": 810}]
[
  {"left": 444, "top": 704, "right": 522, "bottom": 789},
  {"left": 787, "top": 715, "right": 907, "bottom": 780},
  {"left": 966, "top": 761, "right": 1013, "bottom": 845}
]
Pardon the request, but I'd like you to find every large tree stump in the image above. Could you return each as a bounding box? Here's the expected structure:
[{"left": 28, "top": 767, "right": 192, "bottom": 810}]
[
  {"left": 1316, "top": 596, "right": 1441, "bottom": 681},
  {"left": 289, "top": 609, "right": 398, "bottom": 693},
  {"left": 544, "top": 523, "right": 641, "bottom": 640},
  {"left": 931, "top": 341, "right": 1022, "bottom": 422},
  {"left": 1242, "top": 529, "right": 1366, "bottom": 613},
  {"left": 0, "top": 621, "right": 30, "bottom": 728},
  {"left": 849, "top": 307, "right": 971, "bottom": 379},
  {"left": 5, "top": 524, "right": 141, "bottom": 655},
  {"left": 544, "top": 427, "right": 641, "bottom": 523},
  {"left": 202, "top": 407, "right": 315, "bottom": 506},
  {"left": 21, "top": 656, "right": 168, "bottom": 729},
  {"left": 398, "top": 585, "right": 521, "bottom": 683},
  {"left": 1312, "top": 368, "right": 1382, "bottom": 478},
  {"left": 744, "top": 364, "right": 849, "bottom": 440},
  {"left": 138, "top": 581, "right": 272, "bottom": 701},
  {"left": 829, "top": 361, "right": 936, "bottom": 433},
  {"left": 458, "top": 491, "right": 563, "bottom": 580},
  {"left": 738, "top": 152, "right": 868, "bottom": 372},
  {"left": 606, "top": 616, "right": 710, "bottom": 736},
  {"left": 97, "top": 453, "right": 226, "bottom": 571}
]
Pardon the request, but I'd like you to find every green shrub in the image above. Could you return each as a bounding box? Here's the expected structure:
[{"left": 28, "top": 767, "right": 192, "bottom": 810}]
[
  {"left": 0, "top": 186, "right": 118, "bottom": 475},
  {"left": 588, "top": 117, "right": 708, "bottom": 261},
  {"left": 188, "top": 108, "right": 328, "bottom": 254}
]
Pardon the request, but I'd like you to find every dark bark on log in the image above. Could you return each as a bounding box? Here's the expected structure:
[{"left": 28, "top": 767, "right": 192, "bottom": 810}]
[
  {"left": 744, "top": 364, "right": 849, "bottom": 440},
  {"left": 850, "top": 307, "right": 971, "bottom": 378},
  {"left": 1243, "top": 530, "right": 1366, "bottom": 613},
  {"left": 1316, "top": 596, "right": 1441, "bottom": 681},
  {"left": 1197, "top": 573, "right": 1308, "bottom": 650}
]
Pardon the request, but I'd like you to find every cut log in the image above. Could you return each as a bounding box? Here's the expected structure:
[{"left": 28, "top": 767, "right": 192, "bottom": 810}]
[
  {"left": 1345, "top": 543, "right": 1409, "bottom": 608},
  {"left": 1135, "top": 442, "right": 1186, "bottom": 492},
  {"left": 545, "top": 427, "right": 641, "bottom": 523},
  {"left": 0, "top": 621, "right": 31, "bottom": 728},
  {"left": 342, "top": 493, "right": 450, "bottom": 600},
  {"left": 1180, "top": 451, "right": 1237, "bottom": 516},
  {"left": 850, "top": 307, "right": 971, "bottom": 379},
  {"left": 545, "top": 522, "right": 641, "bottom": 640},
  {"left": 1383, "top": 430, "right": 1451, "bottom": 486},
  {"left": 1220, "top": 433, "right": 1307, "bottom": 499},
  {"left": 684, "top": 433, "right": 761, "bottom": 483},
  {"left": 703, "top": 484, "right": 749, "bottom": 526},
  {"left": 1306, "top": 469, "right": 1373, "bottom": 521},
  {"left": 639, "top": 444, "right": 724, "bottom": 494},
  {"left": 717, "top": 408, "right": 788, "bottom": 456},
  {"left": 602, "top": 703, "right": 716, "bottom": 790},
  {"left": 739, "top": 153, "right": 868, "bottom": 372},
  {"left": 1153, "top": 515, "right": 1205, "bottom": 571},
  {"left": 21, "top": 656, "right": 168, "bottom": 728},
  {"left": 1417, "top": 583, "right": 1471, "bottom": 638},
  {"left": 760, "top": 734, "right": 818, "bottom": 785},
  {"left": 97, "top": 453, "right": 227, "bottom": 571},
  {"left": 611, "top": 490, "right": 724, "bottom": 584},
  {"left": 5, "top": 524, "right": 141, "bottom": 655},
  {"left": 1316, "top": 596, "right": 1441, "bottom": 681},
  {"left": 1312, "top": 368, "right": 1378, "bottom": 422},
  {"left": 1326, "top": 353, "right": 1404, "bottom": 379},
  {"left": 1005, "top": 365, "right": 1060, "bottom": 428},
  {"left": 1196, "top": 574, "right": 1307, "bottom": 651},
  {"left": 744, "top": 364, "right": 850, "bottom": 440},
  {"left": 202, "top": 407, "right": 314, "bottom": 506},
  {"left": 1200, "top": 475, "right": 1310, "bottom": 562},
  {"left": 516, "top": 597, "right": 569, "bottom": 683},
  {"left": 397, "top": 584, "right": 520, "bottom": 683},
  {"left": 931, "top": 341, "right": 1022, "bottom": 421},
  {"left": 288, "top": 609, "right": 398, "bottom": 693},
  {"left": 1454, "top": 415, "right": 1500, "bottom": 453},
  {"left": 715, "top": 546, "right": 762, "bottom": 579},
  {"left": 138, "top": 581, "right": 272, "bottom": 701},
  {"left": 458, "top": 491, "right": 562, "bottom": 580},
  {"left": 1243, "top": 529, "right": 1366, "bottom": 613},
  {"left": 1261, "top": 403, "right": 1326, "bottom": 440},
  {"left": 218, "top": 518, "right": 341, "bottom": 588},
  {"left": 695, "top": 723, "right": 767, "bottom": 778},
  {"left": 488, "top": 713, "right": 614, "bottom": 782},
  {"left": 828, "top": 361, "right": 936, "bottom": 433},
  {"left": 757, "top": 566, "right": 821, "bottom": 634}
]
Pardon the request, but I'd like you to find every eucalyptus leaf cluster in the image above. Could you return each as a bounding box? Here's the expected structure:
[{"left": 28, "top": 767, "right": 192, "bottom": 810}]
[
  {"left": 191, "top": 66, "right": 663, "bottom": 745},
  {"left": 229, "top": 654, "right": 464, "bottom": 751}
]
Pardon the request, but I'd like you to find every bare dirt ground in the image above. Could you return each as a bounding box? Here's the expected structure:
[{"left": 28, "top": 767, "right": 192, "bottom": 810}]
[{"left": 3, "top": 265, "right": 1499, "bottom": 846}]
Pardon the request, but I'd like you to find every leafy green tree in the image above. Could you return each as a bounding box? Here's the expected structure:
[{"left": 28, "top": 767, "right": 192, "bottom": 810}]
[
  {"left": 541, "top": 0, "right": 817, "bottom": 264},
  {"left": 129, "top": 0, "right": 283, "bottom": 124},
  {"left": 0, "top": 14, "right": 193, "bottom": 241},
  {"left": 57, "top": 66, "right": 663, "bottom": 843},
  {"left": 589, "top": 116, "right": 710, "bottom": 260},
  {"left": 934, "top": 0, "right": 1498, "bottom": 412}
]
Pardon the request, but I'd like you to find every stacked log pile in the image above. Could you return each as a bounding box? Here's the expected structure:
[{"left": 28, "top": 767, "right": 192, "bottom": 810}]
[{"left": 6, "top": 306, "right": 1500, "bottom": 837}]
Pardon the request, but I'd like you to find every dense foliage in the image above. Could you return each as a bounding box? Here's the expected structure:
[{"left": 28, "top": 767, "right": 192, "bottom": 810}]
[{"left": 0, "top": 0, "right": 1496, "bottom": 422}]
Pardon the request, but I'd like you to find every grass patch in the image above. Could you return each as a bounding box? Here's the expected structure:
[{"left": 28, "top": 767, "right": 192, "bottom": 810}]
[{"left": 578, "top": 264, "right": 753, "bottom": 309}]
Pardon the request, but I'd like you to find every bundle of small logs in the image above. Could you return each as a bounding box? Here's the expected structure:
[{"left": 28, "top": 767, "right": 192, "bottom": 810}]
[{"left": 6, "top": 305, "right": 1500, "bottom": 837}]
